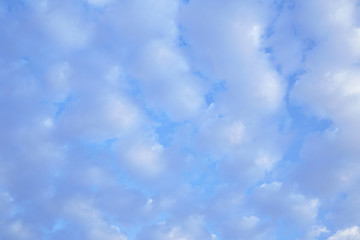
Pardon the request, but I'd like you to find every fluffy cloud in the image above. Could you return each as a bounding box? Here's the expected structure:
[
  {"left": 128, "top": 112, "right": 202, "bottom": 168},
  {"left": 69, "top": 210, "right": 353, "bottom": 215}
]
[
  {"left": 328, "top": 226, "right": 360, "bottom": 240},
  {"left": 250, "top": 182, "right": 320, "bottom": 226},
  {"left": 284, "top": 0, "right": 360, "bottom": 200},
  {"left": 1, "top": 0, "right": 360, "bottom": 239},
  {"left": 63, "top": 199, "right": 127, "bottom": 240},
  {"left": 266, "top": 0, "right": 360, "bottom": 234},
  {"left": 180, "top": 0, "right": 285, "bottom": 117}
]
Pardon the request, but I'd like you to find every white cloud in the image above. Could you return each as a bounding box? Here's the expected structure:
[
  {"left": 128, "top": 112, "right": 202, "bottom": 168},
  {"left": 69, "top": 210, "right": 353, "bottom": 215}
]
[
  {"left": 195, "top": 117, "right": 246, "bottom": 153},
  {"left": 251, "top": 182, "right": 320, "bottom": 225},
  {"left": 46, "top": 62, "right": 71, "bottom": 101},
  {"left": 328, "top": 226, "right": 360, "bottom": 240},
  {"left": 132, "top": 39, "right": 206, "bottom": 121},
  {"left": 180, "top": 0, "right": 285, "bottom": 117},
  {"left": 123, "top": 141, "right": 166, "bottom": 178},
  {"left": 43, "top": 8, "right": 93, "bottom": 49},
  {"left": 282, "top": 0, "right": 360, "bottom": 203},
  {"left": 303, "top": 225, "right": 329, "bottom": 240},
  {"left": 65, "top": 199, "right": 127, "bottom": 240},
  {"left": 57, "top": 92, "right": 143, "bottom": 141}
]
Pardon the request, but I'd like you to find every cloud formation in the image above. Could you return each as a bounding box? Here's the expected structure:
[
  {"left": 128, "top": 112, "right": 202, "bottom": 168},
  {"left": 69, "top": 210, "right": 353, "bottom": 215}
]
[{"left": 1, "top": 0, "right": 360, "bottom": 239}]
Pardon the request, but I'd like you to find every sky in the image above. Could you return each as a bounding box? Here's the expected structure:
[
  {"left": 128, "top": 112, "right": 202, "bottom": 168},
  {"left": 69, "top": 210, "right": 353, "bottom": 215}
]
[{"left": 1, "top": 0, "right": 360, "bottom": 239}]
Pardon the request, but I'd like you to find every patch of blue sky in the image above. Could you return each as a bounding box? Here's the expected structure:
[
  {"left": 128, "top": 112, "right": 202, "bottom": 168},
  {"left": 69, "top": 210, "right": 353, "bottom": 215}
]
[
  {"left": 177, "top": 34, "right": 189, "bottom": 48},
  {"left": 10, "top": 206, "right": 20, "bottom": 218},
  {"left": 41, "top": 219, "right": 71, "bottom": 240},
  {"left": 204, "top": 223, "right": 221, "bottom": 240},
  {"left": 205, "top": 80, "right": 227, "bottom": 107},
  {"left": 150, "top": 113, "right": 178, "bottom": 147},
  {"left": 51, "top": 218, "right": 67, "bottom": 233},
  {"left": 53, "top": 96, "right": 73, "bottom": 122},
  {"left": 180, "top": 154, "right": 224, "bottom": 200},
  {"left": 0, "top": 0, "right": 24, "bottom": 12},
  {"left": 283, "top": 107, "right": 332, "bottom": 165},
  {"left": 123, "top": 76, "right": 142, "bottom": 98},
  {"left": 261, "top": 1, "right": 285, "bottom": 40},
  {"left": 276, "top": 220, "right": 304, "bottom": 240},
  {"left": 115, "top": 172, "right": 155, "bottom": 197},
  {"left": 181, "top": 0, "right": 190, "bottom": 5},
  {"left": 280, "top": 105, "right": 332, "bottom": 165},
  {"left": 301, "top": 38, "right": 317, "bottom": 52},
  {"left": 261, "top": 46, "right": 282, "bottom": 74},
  {"left": 81, "top": 137, "right": 118, "bottom": 157},
  {"left": 122, "top": 226, "right": 142, "bottom": 240}
]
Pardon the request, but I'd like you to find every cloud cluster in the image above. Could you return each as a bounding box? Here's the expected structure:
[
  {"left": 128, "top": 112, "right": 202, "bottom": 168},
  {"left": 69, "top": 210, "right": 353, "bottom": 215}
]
[{"left": 1, "top": 0, "right": 360, "bottom": 239}]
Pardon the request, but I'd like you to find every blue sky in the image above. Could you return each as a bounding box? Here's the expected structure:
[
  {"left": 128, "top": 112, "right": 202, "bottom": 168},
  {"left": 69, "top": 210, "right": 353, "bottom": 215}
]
[{"left": 1, "top": 0, "right": 360, "bottom": 239}]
